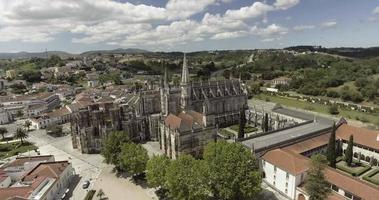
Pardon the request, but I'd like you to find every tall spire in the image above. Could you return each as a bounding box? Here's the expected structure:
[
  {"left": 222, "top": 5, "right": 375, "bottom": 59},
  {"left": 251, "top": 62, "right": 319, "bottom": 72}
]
[
  {"left": 181, "top": 53, "right": 189, "bottom": 85},
  {"left": 164, "top": 66, "right": 168, "bottom": 88}
]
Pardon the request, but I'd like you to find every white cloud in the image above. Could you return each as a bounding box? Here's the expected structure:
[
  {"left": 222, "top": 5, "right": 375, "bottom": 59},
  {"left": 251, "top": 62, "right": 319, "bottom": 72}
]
[
  {"left": 0, "top": 0, "right": 296, "bottom": 48},
  {"left": 321, "top": 20, "right": 337, "bottom": 28},
  {"left": 252, "top": 24, "right": 288, "bottom": 37},
  {"left": 293, "top": 25, "right": 315, "bottom": 31},
  {"left": 373, "top": 6, "right": 379, "bottom": 15},
  {"left": 274, "top": 0, "right": 300, "bottom": 10},
  {"left": 210, "top": 31, "right": 247, "bottom": 40},
  {"left": 224, "top": 2, "right": 273, "bottom": 20}
]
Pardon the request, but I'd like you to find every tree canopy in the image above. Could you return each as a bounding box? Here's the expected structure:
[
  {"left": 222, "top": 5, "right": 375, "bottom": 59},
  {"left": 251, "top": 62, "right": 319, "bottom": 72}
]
[
  {"left": 119, "top": 142, "right": 149, "bottom": 175},
  {"left": 305, "top": 154, "right": 331, "bottom": 200},
  {"left": 203, "top": 141, "right": 261, "bottom": 200}
]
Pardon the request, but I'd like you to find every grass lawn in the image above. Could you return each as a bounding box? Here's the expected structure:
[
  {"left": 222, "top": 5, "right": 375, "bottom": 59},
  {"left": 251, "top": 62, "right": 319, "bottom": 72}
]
[
  {"left": 336, "top": 160, "right": 371, "bottom": 176},
  {"left": 0, "top": 141, "right": 38, "bottom": 159},
  {"left": 363, "top": 169, "right": 379, "bottom": 186},
  {"left": 254, "top": 93, "right": 379, "bottom": 126},
  {"left": 219, "top": 129, "right": 235, "bottom": 139},
  {"left": 229, "top": 125, "right": 258, "bottom": 133}
]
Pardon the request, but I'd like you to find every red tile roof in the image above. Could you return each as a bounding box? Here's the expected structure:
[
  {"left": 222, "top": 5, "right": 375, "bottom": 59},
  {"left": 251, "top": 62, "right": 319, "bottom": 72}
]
[
  {"left": 4, "top": 155, "right": 54, "bottom": 168},
  {"left": 262, "top": 149, "right": 309, "bottom": 175},
  {"left": 336, "top": 123, "right": 379, "bottom": 150},
  {"left": 22, "top": 161, "right": 70, "bottom": 182}
]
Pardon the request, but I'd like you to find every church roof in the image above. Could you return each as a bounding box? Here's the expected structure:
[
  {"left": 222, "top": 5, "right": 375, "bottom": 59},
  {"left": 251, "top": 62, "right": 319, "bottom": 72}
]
[{"left": 164, "top": 111, "right": 205, "bottom": 132}]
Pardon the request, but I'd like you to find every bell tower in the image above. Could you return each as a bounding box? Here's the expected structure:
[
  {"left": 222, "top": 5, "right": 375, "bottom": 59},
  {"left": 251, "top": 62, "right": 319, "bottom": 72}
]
[{"left": 180, "top": 53, "right": 191, "bottom": 111}]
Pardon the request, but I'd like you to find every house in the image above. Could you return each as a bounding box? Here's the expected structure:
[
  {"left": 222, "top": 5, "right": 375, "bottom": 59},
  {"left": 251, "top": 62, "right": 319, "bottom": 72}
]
[
  {"left": 30, "top": 107, "right": 71, "bottom": 129},
  {"left": 24, "top": 104, "right": 48, "bottom": 117},
  {"left": 271, "top": 77, "right": 291, "bottom": 87},
  {"left": 0, "top": 160, "right": 74, "bottom": 200},
  {"left": 1, "top": 155, "right": 55, "bottom": 182},
  {"left": 0, "top": 92, "right": 60, "bottom": 117},
  {"left": 0, "top": 108, "right": 13, "bottom": 124},
  {"left": 5, "top": 70, "right": 17, "bottom": 79},
  {"left": 87, "top": 73, "right": 100, "bottom": 88}
]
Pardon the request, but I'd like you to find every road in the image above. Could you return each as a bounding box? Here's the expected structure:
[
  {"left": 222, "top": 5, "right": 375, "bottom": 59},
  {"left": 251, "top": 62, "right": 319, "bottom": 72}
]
[{"left": 26, "top": 126, "right": 104, "bottom": 200}]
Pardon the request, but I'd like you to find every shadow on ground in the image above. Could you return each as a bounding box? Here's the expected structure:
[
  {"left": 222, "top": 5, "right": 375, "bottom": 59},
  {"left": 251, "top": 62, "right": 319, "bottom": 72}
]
[{"left": 65, "top": 174, "right": 81, "bottom": 199}]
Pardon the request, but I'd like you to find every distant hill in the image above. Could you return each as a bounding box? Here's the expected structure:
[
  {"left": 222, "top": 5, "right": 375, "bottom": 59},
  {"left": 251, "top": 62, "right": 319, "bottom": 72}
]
[
  {"left": 0, "top": 48, "right": 149, "bottom": 59},
  {"left": 80, "top": 48, "right": 150, "bottom": 56},
  {"left": 285, "top": 46, "right": 379, "bottom": 59},
  {"left": 0, "top": 51, "right": 76, "bottom": 59}
]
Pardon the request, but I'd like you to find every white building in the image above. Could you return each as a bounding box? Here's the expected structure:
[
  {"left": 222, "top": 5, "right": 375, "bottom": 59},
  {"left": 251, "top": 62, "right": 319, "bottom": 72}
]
[
  {"left": 1, "top": 155, "right": 55, "bottom": 182},
  {"left": 0, "top": 108, "right": 13, "bottom": 124},
  {"left": 0, "top": 159, "right": 74, "bottom": 200},
  {"left": 260, "top": 121, "right": 379, "bottom": 200},
  {"left": 30, "top": 107, "right": 71, "bottom": 129},
  {"left": 262, "top": 149, "right": 308, "bottom": 199}
]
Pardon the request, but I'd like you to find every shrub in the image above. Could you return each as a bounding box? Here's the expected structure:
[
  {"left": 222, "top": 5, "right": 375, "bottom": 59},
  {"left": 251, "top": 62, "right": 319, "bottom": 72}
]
[{"left": 84, "top": 190, "right": 96, "bottom": 200}]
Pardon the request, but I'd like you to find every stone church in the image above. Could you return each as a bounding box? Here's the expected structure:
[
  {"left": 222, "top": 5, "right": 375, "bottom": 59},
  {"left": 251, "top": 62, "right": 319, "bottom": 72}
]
[
  {"left": 160, "top": 54, "right": 248, "bottom": 158},
  {"left": 70, "top": 54, "right": 248, "bottom": 157}
]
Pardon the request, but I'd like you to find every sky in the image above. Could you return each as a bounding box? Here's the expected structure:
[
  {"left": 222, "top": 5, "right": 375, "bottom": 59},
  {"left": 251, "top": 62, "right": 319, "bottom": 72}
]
[{"left": 0, "top": 0, "right": 378, "bottom": 53}]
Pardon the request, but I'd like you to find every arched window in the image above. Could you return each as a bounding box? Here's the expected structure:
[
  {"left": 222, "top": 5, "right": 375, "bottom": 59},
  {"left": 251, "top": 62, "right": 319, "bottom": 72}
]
[
  {"left": 354, "top": 152, "right": 358, "bottom": 158},
  {"left": 365, "top": 156, "right": 371, "bottom": 163},
  {"left": 298, "top": 194, "right": 306, "bottom": 200}
]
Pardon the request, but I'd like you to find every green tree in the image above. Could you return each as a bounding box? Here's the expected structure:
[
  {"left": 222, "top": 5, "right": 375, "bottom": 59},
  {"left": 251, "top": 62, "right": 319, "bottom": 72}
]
[
  {"left": 0, "top": 127, "right": 8, "bottom": 140},
  {"left": 15, "top": 127, "right": 28, "bottom": 144},
  {"left": 345, "top": 135, "right": 354, "bottom": 167},
  {"left": 24, "top": 120, "right": 32, "bottom": 131},
  {"left": 15, "top": 110, "right": 23, "bottom": 118},
  {"left": 203, "top": 141, "right": 261, "bottom": 200},
  {"left": 146, "top": 155, "right": 171, "bottom": 188},
  {"left": 326, "top": 124, "right": 336, "bottom": 168},
  {"left": 305, "top": 154, "right": 331, "bottom": 200},
  {"left": 263, "top": 113, "right": 269, "bottom": 132},
  {"left": 165, "top": 155, "right": 210, "bottom": 200},
  {"left": 101, "top": 131, "right": 129, "bottom": 167},
  {"left": 238, "top": 109, "right": 246, "bottom": 139},
  {"left": 328, "top": 104, "right": 339, "bottom": 115},
  {"left": 119, "top": 142, "right": 148, "bottom": 175}
]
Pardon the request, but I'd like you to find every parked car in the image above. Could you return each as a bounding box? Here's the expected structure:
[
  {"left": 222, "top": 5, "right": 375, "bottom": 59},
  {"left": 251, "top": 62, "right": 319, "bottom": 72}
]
[{"left": 82, "top": 180, "right": 90, "bottom": 189}]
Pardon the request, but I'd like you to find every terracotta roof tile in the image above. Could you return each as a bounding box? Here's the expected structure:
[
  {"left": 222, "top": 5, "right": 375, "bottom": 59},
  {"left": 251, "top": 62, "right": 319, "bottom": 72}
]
[
  {"left": 283, "top": 133, "right": 330, "bottom": 154},
  {"left": 262, "top": 149, "right": 309, "bottom": 175},
  {"left": 336, "top": 123, "right": 379, "bottom": 150},
  {"left": 5, "top": 155, "right": 53, "bottom": 168}
]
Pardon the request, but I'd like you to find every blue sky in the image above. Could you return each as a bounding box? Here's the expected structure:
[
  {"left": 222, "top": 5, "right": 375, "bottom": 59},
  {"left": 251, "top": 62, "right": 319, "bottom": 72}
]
[{"left": 0, "top": 0, "right": 378, "bottom": 53}]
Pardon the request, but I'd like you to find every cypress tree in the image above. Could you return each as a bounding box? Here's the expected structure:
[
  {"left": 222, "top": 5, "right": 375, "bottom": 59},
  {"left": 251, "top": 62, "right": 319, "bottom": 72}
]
[
  {"left": 345, "top": 135, "right": 354, "bottom": 167},
  {"left": 326, "top": 124, "right": 337, "bottom": 168},
  {"left": 264, "top": 113, "right": 269, "bottom": 132},
  {"left": 238, "top": 109, "right": 246, "bottom": 139}
]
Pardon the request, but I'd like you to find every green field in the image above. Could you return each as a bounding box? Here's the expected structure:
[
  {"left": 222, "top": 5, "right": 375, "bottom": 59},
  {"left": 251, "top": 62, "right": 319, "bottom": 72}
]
[
  {"left": 254, "top": 93, "right": 379, "bottom": 126},
  {"left": 0, "top": 142, "right": 38, "bottom": 159}
]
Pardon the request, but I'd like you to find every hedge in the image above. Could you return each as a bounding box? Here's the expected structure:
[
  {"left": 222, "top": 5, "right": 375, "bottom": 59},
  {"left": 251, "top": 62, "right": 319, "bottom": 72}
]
[
  {"left": 363, "top": 169, "right": 379, "bottom": 186},
  {"left": 84, "top": 190, "right": 96, "bottom": 200},
  {"left": 336, "top": 162, "right": 371, "bottom": 176}
]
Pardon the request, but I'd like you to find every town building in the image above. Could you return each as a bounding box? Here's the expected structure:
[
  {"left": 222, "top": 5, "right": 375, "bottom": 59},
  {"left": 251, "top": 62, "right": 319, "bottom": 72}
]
[
  {"left": 0, "top": 108, "right": 13, "bottom": 124},
  {"left": 0, "top": 160, "right": 74, "bottom": 200},
  {"left": 259, "top": 119, "right": 379, "bottom": 200},
  {"left": 30, "top": 107, "right": 71, "bottom": 129},
  {"left": 0, "top": 92, "right": 60, "bottom": 117},
  {"left": 5, "top": 70, "right": 17, "bottom": 79},
  {"left": 1, "top": 155, "right": 55, "bottom": 182}
]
